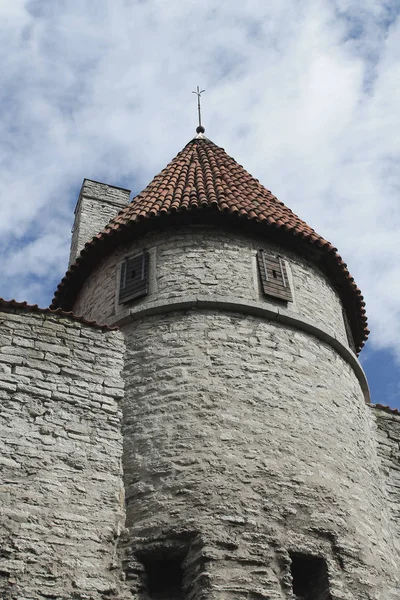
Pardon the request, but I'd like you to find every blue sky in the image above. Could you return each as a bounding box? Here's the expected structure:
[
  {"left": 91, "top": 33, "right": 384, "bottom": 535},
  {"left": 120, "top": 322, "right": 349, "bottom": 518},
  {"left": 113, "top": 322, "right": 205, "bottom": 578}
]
[{"left": 0, "top": 0, "right": 399, "bottom": 407}]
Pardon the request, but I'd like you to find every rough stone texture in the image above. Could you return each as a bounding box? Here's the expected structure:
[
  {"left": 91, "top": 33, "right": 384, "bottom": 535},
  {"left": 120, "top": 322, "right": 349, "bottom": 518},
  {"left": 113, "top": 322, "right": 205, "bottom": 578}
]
[
  {"left": 372, "top": 406, "right": 400, "bottom": 557},
  {"left": 4, "top": 208, "right": 399, "bottom": 599},
  {"left": 73, "top": 227, "right": 350, "bottom": 349},
  {"left": 70, "top": 224, "right": 400, "bottom": 597},
  {"left": 119, "top": 310, "right": 399, "bottom": 599},
  {"left": 0, "top": 307, "right": 130, "bottom": 599},
  {"left": 69, "top": 179, "right": 130, "bottom": 267}
]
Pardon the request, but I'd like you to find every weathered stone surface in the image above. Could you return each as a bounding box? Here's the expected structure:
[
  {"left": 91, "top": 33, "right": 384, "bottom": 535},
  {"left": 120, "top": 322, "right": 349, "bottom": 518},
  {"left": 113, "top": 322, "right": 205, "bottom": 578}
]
[
  {"left": 72, "top": 226, "right": 399, "bottom": 598},
  {"left": 0, "top": 307, "right": 130, "bottom": 599},
  {"left": 69, "top": 178, "right": 130, "bottom": 266},
  {"left": 73, "top": 227, "right": 350, "bottom": 349},
  {"left": 119, "top": 309, "right": 399, "bottom": 599},
  {"left": 373, "top": 407, "right": 400, "bottom": 554},
  {"left": 2, "top": 217, "right": 400, "bottom": 599}
]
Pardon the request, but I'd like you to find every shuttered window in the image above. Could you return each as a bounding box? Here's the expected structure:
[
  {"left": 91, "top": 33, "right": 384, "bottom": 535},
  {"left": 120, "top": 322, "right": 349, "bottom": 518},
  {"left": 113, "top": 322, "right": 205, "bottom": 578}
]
[
  {"left": 257, "top": 250, "right": 292, "bottom": 302},
  {"left": 119, "top": 250, "right": 149, "bottom": 304}
]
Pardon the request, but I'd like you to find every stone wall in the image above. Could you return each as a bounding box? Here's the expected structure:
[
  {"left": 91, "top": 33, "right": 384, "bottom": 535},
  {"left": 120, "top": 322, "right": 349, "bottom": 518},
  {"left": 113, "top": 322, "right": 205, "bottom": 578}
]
[
  {"left": 73, "top": 227, "right": 351, "bottom": 350},
  {"left": 69, "top": 179, "right": 130, "bottom": 267},
  {"left": 372, "top": 405, "right": 400, "bottom": 558},
  {"left": 120, "top": 310, "right": 398, "bottom": 599},
  {"left": 0, "top": 306, "right": 130, "bottom": 599},
  {"left": 69, "top": 224, "right": 399, "bottom": 597}
]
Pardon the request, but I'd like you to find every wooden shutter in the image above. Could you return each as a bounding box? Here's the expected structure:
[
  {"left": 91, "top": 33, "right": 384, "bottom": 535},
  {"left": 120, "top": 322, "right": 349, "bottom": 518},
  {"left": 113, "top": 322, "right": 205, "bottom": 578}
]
[
  {"left": 257, "top": 250, "right": 292, "bottom": 302},
  {"left": 119, "top": 250, "right": 149, "bottom": 304}
]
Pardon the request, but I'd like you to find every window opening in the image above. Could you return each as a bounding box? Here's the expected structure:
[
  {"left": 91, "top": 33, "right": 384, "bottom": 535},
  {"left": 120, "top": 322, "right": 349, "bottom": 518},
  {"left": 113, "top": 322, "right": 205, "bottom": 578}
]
[
  {"left": 142, "top": 557, "right": 183, "bottom": 600},
  {"left": 257, "top": 250, "right": 292, "bottom": 302},
  {"left": 342, "top": 309, "right": 356, "bottom": 353},
  {"left": 290, "top": 553, "right": 332, "bottom": 600},
  {"left": 119, "top": 249, "right": 149, "bottom": 304}
]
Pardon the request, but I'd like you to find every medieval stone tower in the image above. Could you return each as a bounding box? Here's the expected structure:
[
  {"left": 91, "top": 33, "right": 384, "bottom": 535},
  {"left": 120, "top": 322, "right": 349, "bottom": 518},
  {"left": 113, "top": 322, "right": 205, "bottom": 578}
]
[{"left": 1, "top": 129, "right": 400, "bottom": 600}]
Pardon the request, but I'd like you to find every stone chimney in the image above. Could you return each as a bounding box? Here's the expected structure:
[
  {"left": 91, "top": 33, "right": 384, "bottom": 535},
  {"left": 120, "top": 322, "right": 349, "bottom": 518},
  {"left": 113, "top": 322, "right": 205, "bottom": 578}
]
[{"left": 69, "top": 179, "right": 130, "bottom": 267}]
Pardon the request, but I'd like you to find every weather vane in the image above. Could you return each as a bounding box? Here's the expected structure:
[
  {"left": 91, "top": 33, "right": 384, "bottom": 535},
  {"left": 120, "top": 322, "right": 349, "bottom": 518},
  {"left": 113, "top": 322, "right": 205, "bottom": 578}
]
[{"left": 192, "top": 86, "right": 205, "bottom": 133}]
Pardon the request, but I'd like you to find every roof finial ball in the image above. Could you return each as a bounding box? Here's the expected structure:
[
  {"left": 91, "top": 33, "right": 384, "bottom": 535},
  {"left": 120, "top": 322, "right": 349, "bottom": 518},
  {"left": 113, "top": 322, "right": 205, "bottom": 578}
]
[{"left": 192, "top": 85, "right": 205, "bottom": 134}]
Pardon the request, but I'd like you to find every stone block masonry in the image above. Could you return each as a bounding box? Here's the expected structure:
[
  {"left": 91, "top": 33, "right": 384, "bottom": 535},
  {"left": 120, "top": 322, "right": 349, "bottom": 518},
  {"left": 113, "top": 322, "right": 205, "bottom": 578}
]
[
  {"left": 121, "top": 309, "right": 399, "bottom": 599},
  {"left": 73, "top": 227, "right": 351, "bottom": 350},
  {"left": 373, "top": 406, "right": 400, "bottom": 558},
  {"left": 71, "top": 223, "right": 400, "bottom": 598},
  {"left": 0, "top": 306, "right": 131, "bottom": 600},
  {"left": 69, "top": 179, "right": 130, "bottom": 267}
]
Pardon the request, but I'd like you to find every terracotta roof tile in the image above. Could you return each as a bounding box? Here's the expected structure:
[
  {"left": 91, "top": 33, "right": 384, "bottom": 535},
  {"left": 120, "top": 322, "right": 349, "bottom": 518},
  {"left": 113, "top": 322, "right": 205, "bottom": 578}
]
[
  {"left": 51, "top": 136, "right": 368, "bottom": 351},
  {"left": 373, "top": 404, "right": 400, "bottom": 417}
]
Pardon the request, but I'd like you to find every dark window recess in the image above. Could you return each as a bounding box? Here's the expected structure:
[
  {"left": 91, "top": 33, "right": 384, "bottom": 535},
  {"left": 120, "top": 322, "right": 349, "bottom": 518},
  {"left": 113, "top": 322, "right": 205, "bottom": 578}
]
[
  {"left": 342, "top": 309, "right": 356, "bottom": 353},
  {"left": 142, "top": 557, "right": 183, "bottom": 600},
  {"left": 119, "top": 250, "right": 149, "bottom": 304},
  {"left": 257, "top": 250, "right": 292, "bottom": 302},
  {"left": 290, "top": 553, "right": 332, "bottom": 600}
]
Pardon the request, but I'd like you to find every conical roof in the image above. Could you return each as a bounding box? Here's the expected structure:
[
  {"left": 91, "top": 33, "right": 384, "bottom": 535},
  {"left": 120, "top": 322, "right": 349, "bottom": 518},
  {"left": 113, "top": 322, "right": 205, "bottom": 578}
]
[{"left": 52, "top": 135, "right": 368, "bottom": 351}]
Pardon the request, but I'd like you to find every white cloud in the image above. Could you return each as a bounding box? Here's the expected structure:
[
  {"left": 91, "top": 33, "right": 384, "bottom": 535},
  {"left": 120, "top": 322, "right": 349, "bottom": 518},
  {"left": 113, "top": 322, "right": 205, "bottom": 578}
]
[{"left": 0, "top": 0, "right": 399, "bottom": 366}]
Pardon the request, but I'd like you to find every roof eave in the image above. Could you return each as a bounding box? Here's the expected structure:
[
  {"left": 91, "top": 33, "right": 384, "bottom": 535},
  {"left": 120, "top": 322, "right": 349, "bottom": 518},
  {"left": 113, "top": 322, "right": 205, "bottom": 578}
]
[{"left": 51, "top": 208, "right": 367, "bottom": 352}]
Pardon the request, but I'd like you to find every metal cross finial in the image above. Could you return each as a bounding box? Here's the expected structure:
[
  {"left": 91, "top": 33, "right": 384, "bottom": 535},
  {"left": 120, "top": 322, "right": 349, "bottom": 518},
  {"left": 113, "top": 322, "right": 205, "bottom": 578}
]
[{"left": 192, "top": 86, "right": 205, "bottom": 133}]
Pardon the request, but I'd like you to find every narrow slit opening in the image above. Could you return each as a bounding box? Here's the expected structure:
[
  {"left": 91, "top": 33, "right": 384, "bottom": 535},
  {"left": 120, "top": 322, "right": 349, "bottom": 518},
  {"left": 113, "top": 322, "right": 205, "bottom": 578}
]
[
  {"left": 142, "top": 557, "right": 183, "bottom": 600},
  {"left": 289, "top": 553, "right": 332, "bottom": 600}
]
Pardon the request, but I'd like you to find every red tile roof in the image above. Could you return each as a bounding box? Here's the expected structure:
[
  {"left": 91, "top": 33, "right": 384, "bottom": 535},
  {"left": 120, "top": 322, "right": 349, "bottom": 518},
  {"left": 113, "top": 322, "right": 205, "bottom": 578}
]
[
  {"left": 373, "top": 404, "right": 400, "bottom": 417},
  {"left": 52, "top": 136, "right": 368, "bottom": 351},
  {"left": 0, "top": 298, "right": 118, "bottom": 331}
]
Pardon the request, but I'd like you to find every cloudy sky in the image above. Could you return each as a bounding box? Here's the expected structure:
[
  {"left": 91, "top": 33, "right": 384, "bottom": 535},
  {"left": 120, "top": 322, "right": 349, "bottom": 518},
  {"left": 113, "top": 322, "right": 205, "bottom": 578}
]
[{"left": 0, "top": 0, "right": 399, "bottom": 407}]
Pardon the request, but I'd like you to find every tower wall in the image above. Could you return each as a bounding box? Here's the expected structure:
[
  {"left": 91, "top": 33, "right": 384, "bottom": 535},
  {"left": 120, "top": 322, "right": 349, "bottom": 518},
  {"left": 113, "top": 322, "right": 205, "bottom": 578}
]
[
  {"left": 69, "top": 179, "right": 130, "bottom": 267},
  {"left": 71, "top": 227, "right": 399, "bottom": 598},
  {"left": 0, "top": 307, "right": 130, "bottom": 599},
  {"left": 121, "top": 311, "right": 397, "bottom": 598},
  {"left": 73, "top": 227, "right": 351, "bottom": 351}
]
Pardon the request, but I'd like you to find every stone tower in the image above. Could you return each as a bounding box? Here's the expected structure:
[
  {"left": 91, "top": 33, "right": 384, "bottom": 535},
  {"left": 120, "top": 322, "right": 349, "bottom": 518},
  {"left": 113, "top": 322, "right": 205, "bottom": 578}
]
[{"left": 2, "top": 130, "right": 399, "bottom": 599}]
